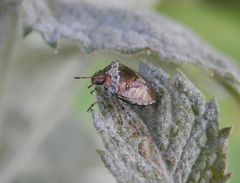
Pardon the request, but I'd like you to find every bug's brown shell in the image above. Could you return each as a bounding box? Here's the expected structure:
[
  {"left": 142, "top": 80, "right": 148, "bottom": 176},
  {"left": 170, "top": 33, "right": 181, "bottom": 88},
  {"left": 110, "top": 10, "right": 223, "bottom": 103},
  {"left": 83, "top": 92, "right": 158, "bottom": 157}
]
[{"left": 99, "top": 61, "right": 156, "bottom": 105}]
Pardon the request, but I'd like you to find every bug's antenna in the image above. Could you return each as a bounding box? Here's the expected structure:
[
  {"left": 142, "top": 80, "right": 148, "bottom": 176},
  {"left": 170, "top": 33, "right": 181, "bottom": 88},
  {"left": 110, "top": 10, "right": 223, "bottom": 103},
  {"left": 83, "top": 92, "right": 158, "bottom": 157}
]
[{"left": 73, "top": 76, "right": 91, "bottom": 79}]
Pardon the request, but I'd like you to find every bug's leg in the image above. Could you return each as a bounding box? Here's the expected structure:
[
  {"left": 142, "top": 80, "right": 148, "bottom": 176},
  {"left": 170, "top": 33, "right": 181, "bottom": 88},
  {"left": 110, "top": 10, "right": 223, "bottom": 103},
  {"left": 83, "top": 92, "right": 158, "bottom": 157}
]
[
  {"left": 90, "top": 86, "right": 96, "bottom": 95},
  {"left": 90, "top": 88, "right": 96, "bottom": 95},
  {"left": 88, "top": 84, "right": 93, "bottom": 89},
  {"left": 87, "top": 101, "right": 97, "bottom": 112}
]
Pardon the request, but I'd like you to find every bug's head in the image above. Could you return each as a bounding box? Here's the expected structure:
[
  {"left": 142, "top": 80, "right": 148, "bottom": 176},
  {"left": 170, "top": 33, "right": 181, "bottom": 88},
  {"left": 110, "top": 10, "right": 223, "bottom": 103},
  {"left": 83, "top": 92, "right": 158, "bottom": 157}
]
[
  {"left": 74, "top": 70, "right": 106, "bottom": 86},
  {"left": 91, "top": 70, "right": 106, "bottom": 85}
]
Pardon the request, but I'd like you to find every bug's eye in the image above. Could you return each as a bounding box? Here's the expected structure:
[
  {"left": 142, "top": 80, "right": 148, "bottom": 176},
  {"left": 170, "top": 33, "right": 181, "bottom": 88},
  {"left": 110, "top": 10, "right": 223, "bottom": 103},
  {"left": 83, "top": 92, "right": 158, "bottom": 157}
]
[{"left": 126, "top": 85, "right": 130, "bottom": 90}]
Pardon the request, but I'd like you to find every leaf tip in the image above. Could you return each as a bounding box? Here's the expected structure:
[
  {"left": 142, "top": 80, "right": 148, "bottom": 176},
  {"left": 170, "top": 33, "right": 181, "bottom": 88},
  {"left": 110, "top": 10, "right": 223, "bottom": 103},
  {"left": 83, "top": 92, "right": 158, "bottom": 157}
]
[
  {"left": 83, "top": 45, "right": 97, "bottom": 54},
  {"left": 41, "top": 32, "right": 59, "bottom": 49},
  {"left": 219, "top": 126, "right": 232, "bottom": 139},
  {"left": 96, "top": 149, "right": 105, "bottom": 157},
  {"left": 22, "top": 24, "right": 33, "bottom": 38}
]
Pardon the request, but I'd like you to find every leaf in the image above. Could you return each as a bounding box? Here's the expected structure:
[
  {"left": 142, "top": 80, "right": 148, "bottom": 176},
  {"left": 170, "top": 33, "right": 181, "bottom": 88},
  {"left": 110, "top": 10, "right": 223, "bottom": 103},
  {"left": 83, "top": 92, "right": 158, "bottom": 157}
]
[
  {"left": 21, "top": 1, "right": 232, "bottom": 182},
  {"left": 22, "top": 0, "right": 240, "bottom": 96},
  {"left": 93, "top": 62, "right": 231, "bottom": 183}
]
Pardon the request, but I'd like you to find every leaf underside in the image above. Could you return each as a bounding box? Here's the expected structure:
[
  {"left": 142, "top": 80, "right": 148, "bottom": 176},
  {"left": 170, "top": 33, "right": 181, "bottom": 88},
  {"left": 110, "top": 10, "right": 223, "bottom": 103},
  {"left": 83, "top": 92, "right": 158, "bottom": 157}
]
[
  {"left": 93, "top": 62, "right": 231, "bottom": 183},
  {"left": 22, "top": 0, "right": 240, "bottom": 96}
]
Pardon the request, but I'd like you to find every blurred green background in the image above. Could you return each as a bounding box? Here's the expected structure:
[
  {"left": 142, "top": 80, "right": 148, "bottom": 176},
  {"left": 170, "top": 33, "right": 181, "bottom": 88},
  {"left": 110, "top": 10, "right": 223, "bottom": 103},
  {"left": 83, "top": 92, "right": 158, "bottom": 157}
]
[{"left": 0, "top": 0, "right": 239, "bottom": 183}]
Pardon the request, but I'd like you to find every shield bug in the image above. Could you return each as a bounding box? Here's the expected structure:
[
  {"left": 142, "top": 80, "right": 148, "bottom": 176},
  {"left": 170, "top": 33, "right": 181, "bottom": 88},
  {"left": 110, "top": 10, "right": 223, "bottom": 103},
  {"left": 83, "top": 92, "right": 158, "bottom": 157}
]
[{"left": 74, "top": 60, "right": 156, "bottom": 111}]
